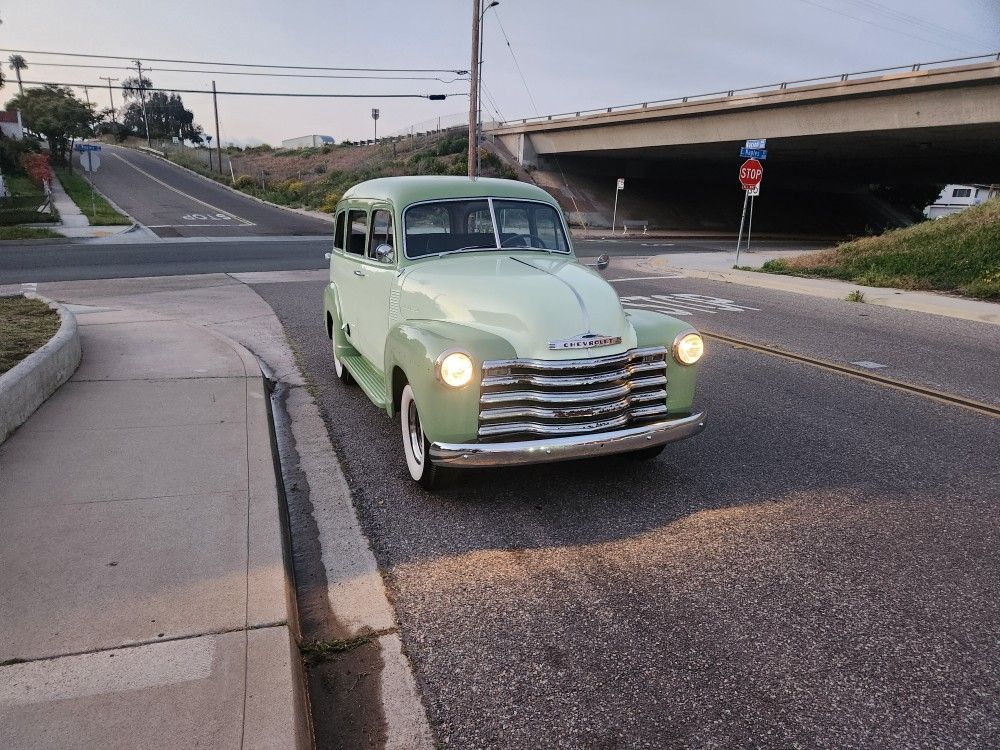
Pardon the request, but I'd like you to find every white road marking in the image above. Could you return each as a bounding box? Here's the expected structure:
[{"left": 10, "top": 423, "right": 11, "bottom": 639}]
[
  {"left": 852, "top": 360, "right": 889, "bottom": 369},
  {"left": 621, "top": 293, "right": 761, "bottom": 316},
  {"left": 108, "top": 152, "right": 256, "bottom": 225},
  {"left": 20, "top": 282, "right": 37, "bottom": 295},
  {"left": 145, "top": 224, "right": 256, "bottom": 228},
  {"left": 608, "top": 274, "right": 684, "bottom": 282}
]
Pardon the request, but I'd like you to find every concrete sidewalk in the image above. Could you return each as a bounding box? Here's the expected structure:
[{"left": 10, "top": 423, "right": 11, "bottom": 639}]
[
  {"left": 0, "top": 306, "right": 309, "bottom": 747},
  {"left": 618, "top": 250, "right": 1000, "bottom": 326}
]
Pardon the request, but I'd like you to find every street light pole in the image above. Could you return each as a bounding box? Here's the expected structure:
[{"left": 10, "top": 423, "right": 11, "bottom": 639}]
[
  {"left": 476, "top": 0, "right": 499, "bottom": 177},
  {"left": 371, "top": 108, "right": 380, "bottom": 144},
  {"left": 467, "top": 0, "right": 480, "bottom": 178}
]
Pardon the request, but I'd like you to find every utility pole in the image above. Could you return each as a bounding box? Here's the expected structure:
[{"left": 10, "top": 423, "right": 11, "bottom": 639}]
[
  {"left": 476, "top": 1, "right": 499, "bottom": 177},
  {"left": 467, "top": 0, "right": 480, "bottom": 179},
  {"left": 212, "top": 81, "right": 223, "bottom": 173},
  {"left": 99, "top": 76, "right": 119, "bottom": 124},
  {"left": 82, "top": 85, "right": 91, "bottom": 106},
  {"left": 133, "top": 60, "right": 152, "bottom": 146},
  {"left": 371, "top": 108, "right": 379, "bottom": 144}
]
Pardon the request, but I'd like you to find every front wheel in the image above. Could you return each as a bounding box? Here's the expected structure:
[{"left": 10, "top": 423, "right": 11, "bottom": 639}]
[{"left": 400, "top": 384, "right": 447, "bottom": 489}]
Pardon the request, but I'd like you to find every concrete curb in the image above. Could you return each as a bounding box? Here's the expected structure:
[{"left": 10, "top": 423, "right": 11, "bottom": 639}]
[
  {"left": 194, "top": 323, "right": 312, "bottom": 749},
  {"left": 0, "top": 294, "right": 81, "bottom": 444},
  {"left": 638, "top": 256, "right": 1000, "bottom": 326},
  {"left": 117, "top": 143, "right": 334, "bottom": 225}
]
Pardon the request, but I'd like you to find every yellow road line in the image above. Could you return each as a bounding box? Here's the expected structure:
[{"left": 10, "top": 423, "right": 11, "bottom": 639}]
[
  {"left": 703, "top": 329, "right": 1000, "bottom": 419},
  {"left": 107, "top": 151, "right": 256, "bottom": 226}
]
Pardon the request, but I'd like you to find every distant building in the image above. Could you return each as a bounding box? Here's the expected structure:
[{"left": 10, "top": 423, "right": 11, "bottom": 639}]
[
  {"left": 924, "top": 183, "right": 999, "bottom": 219},
  {"left": 0, "top": 110, "right": 25, "bottom": 140},
  {"left": 281, "top": 134, "right": 335, "bottom": 149}
]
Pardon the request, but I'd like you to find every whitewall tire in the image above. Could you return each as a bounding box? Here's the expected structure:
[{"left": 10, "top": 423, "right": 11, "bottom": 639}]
[
  {"left": 400, "top": 384, "right": 444, "bottom": 489},
  {"left": 332, "top": 341, "right": 353, "bottom": 385}
]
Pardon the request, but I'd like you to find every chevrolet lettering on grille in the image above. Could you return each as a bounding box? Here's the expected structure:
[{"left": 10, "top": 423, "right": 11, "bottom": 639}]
[{"left": 548, "top": 333, "right": 623, "bottom": 350}]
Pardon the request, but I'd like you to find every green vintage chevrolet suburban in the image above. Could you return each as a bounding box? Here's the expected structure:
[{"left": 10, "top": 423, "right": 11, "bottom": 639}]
[{"left": 323, "top": 176, "right": 706, "bottom": 487}]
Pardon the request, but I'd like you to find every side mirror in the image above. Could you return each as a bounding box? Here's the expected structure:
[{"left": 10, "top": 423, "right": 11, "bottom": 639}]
[
  {"left": 374, "top": 243, "right": 395, "bottom": 263},
  {"left": 596, "top": 253, "right": 610, "bottom": 271}
]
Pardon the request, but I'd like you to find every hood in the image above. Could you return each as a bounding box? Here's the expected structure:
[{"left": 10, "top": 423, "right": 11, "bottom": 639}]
[{"left": 398, "top": 252, "right": 636, "bottom": 360}]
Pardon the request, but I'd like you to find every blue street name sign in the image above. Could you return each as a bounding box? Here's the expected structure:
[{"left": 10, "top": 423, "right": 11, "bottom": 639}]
[
  {"left": 745, "top": 138, "right": 767, "bottom": 150},
  {"left": 74, "top": 143, "right": 102, "bottom": 152},
  {"left": 740, "top": 147, "right": 767, "bottom": 160}
]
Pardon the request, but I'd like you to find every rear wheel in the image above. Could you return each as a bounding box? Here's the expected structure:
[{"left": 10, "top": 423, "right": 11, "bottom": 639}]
[
  {"left": 332, "top": 342, "right": 354, "bottom": 385},
  {"left": 400, "top": 384, "right": 446, "bottom": 489}
]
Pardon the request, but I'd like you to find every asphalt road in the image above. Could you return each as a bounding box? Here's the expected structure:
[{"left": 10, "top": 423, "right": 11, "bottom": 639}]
[
  {"left": 86, "top": 144, "right": 331, "bottom": 238},
  {"left": 0, "top": 237, "right": 814, "bottom": 285},
  {"left": 0, "top": 238, "right": 331, "bottom": 284},
  {"left": 252, "top": 274, "right": 999, "bottom": 749}
]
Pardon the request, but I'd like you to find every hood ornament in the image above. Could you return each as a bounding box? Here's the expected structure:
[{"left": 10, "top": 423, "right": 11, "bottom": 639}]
[{"left": 548, "top": 332, "right": 622, "bottom": 350}]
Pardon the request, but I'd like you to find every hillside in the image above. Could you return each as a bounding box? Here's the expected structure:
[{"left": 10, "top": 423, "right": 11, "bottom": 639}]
[
  {"left": 760, "top": 197, "right": 1000, "bottom": 299},
  {"left": 169, "top": 130, "right": 516, "bottom": 214}
]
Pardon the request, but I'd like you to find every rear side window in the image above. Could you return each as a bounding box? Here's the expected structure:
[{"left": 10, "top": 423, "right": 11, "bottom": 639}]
[
  {"left": 333, "top": 211, "right": 346, "bottom": 250},
  {"left": 347, "top": 209, "right": 367, "bottom": 254},
  {"left": 368, "top": 209, "right": 394, "bottom": 258}
]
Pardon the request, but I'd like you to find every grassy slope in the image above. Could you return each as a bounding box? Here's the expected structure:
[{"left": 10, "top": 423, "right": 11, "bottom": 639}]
[
  {"left": 55, "top": 167, "right": 131, "bottom": 225},
  {"left": 0, "top": 297, "right": 61, "bottom": 374},
  {"left": 760, "top": 197, "right": 1000, "bottom": 299}
]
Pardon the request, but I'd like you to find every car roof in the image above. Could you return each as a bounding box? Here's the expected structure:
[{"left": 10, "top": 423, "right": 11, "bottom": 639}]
[{"left": 341, "top": 176, "right": 558, "bottom": 209}]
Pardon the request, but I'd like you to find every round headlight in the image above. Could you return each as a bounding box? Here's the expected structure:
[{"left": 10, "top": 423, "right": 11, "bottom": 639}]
[
  {"left": 673, "top": 332, "right": 704, "bottom": 365},
  {"left": 438, "top": 351, "right": 474, "bottom": 387}
]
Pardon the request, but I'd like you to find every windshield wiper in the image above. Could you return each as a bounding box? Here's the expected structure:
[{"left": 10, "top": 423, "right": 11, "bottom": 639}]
[{"left": 435, "top": 245, "right": 499, "bottom": 258}]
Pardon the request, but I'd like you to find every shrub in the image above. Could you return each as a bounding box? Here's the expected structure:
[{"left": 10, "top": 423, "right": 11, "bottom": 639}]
[
  {"left": 279, "top": 179, "right": 306, "bottom": 198},
  {"left": 319, "top": 192, "right": 341, "bottom": 213},
  {"left": 233, "top": 174, "right": 256, "bottom": 191},
  {"left": 22, "top": 152, "right": 53, "bottom": 187}
]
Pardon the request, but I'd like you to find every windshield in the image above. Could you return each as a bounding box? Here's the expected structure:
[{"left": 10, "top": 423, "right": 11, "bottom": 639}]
[{"left": 404, "top": 198, "right": 570, "bottom": 258}]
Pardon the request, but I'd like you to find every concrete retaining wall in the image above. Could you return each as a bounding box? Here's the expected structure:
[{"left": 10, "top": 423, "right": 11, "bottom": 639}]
[{"left": 0, "top": 295, "right": 81, "bottom": 444}]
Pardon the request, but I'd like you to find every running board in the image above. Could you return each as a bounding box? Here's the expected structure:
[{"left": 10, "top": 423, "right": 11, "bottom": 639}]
[{"left": 341, "top": 354, "right": 388, "bottom": 408}]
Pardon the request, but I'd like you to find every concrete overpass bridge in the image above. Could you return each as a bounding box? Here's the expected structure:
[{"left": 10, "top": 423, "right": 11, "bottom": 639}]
[{"left": 488, "top": 54, "right": 1000, "bottom": 234}]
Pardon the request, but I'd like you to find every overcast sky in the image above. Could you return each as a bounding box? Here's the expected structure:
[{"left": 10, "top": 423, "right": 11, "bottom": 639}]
[{"left": 3, "top": 0, "right": 998, "bottom": 145}]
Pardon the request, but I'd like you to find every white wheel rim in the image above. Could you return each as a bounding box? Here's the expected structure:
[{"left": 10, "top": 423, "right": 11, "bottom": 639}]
[{"left": 400, "top": 386, "right": 426, "bottom": 481}]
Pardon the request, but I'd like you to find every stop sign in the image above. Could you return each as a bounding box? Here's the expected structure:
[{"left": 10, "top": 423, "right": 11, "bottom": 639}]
[{"left": 739, "top": 159, "right": 763, "bottom": 189}]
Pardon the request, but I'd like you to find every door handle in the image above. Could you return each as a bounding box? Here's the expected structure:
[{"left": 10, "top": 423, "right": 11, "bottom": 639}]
[{"left": 353, "top": 269, "right": 366, "bottom": 277}]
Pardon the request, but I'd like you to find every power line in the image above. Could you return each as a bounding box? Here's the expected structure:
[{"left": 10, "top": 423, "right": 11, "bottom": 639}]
[
  {"left": 790, "top": 0, "right": 972, "bottom": 53},
  {"left": 26, "top": 60, "right": 467, "bottom": 83},
  {"left": 19, "top": 79, "right": 461, "bottom": 100},
  {"left": 0, "top": 48, "right": 467, "bottom": 74},
  {"left": 837, "top": 0, "right": 995, "bottom": 50},
  {"left": 491, "top": 9, "right": 539, "bottom": 115}
]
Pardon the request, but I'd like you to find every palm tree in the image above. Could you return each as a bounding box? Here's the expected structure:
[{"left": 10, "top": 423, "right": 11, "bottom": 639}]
[{"left": 8, "top": 55, "right": 27, "bottom": 94}]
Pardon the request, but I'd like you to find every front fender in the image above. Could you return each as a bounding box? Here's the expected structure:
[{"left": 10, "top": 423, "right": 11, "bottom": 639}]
[
  {"left": 384, "top": 321, "right": 517, "bottom": 444},
  {"left": 626, "top": 308, "right": 700, "bottom": 415}
]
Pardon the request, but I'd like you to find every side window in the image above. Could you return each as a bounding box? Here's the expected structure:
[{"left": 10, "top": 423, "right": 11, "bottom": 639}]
[
  {"left": 333, "top": 211, "right": 346, "bottom": 250},
  {"left": 368, "top": 209, "right": 394, "bottom": 260},
  {"left": 347, "top": 209, "right": 367, "bottom": 255}
]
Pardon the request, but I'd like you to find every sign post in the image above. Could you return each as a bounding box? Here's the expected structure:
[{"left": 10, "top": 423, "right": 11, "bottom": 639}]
[
  {"left": 735, "top": 156, "right": 763, "bottom": 265},
  {"left": 74, "top": 143, "right": 102, "bottom": 221},
  {"left": 612, "top": 177, "right": 624, "bottom": 234}
]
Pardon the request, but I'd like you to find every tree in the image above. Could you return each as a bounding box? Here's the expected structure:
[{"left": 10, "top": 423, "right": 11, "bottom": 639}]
[
  {"left": 8, "top": 54, "right": 27, "bottom": 94},
  {"left": 7, "top": 85, "right": 95, "bottom": 166},
  {"left": 119, "top": 76, "right": 203, "bottom": 143}
]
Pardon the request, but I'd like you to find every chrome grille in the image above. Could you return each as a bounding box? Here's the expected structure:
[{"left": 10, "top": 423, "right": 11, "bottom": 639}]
[{"left": 478, "top": 346, "right": 669, "bottom": 439}]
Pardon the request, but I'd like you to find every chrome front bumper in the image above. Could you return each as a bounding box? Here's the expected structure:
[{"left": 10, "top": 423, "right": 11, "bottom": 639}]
[{"left": 429, "top": 411, "right": 706, "bottom": 468}]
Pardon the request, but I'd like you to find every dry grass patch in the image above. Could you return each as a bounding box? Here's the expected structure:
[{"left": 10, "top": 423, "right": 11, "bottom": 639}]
[{"left": 0, "top": 296, "right": 61, "bottom": 374}]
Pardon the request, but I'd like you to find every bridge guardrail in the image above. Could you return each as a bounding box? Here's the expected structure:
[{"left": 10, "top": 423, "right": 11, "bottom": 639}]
[{"left": 493, "top": 51, "right": 1000, "bottom": 128}]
